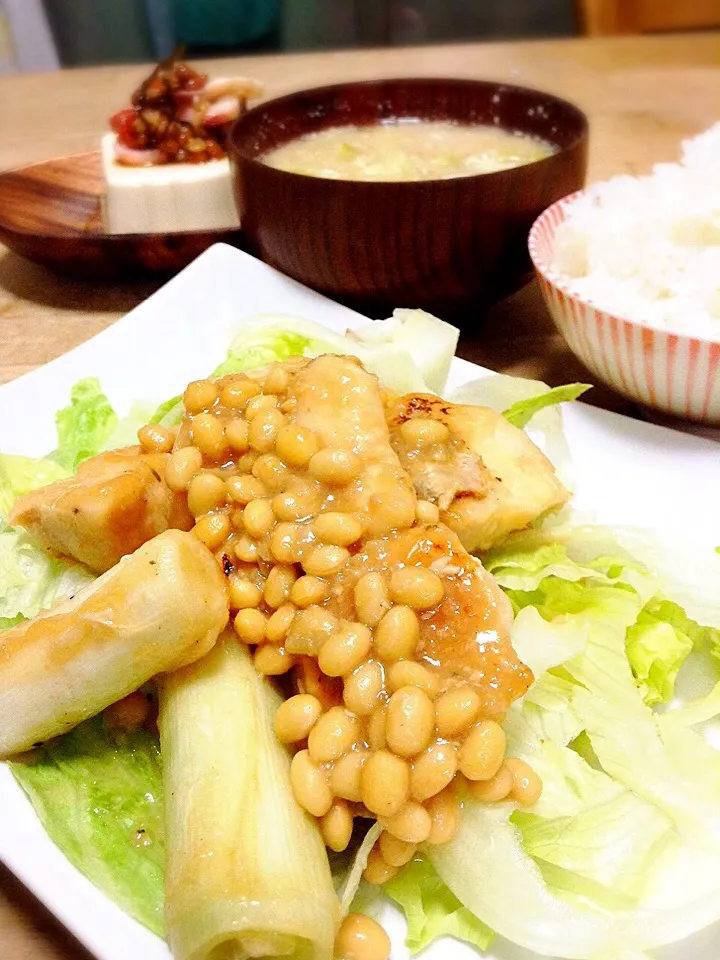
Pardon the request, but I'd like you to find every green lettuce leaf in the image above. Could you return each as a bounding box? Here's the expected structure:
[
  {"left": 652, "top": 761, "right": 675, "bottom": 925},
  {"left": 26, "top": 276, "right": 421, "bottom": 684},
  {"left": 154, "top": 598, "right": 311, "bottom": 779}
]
[
  {"left": 430, "top": 527, "right": 720, "bottom": 957},
  {"left": 213, "top": 322, "right": 318, "bottom": 377},
  {"left": 567, "top": 619, "right": 720, "bottom": 843},
  {"left": 0, "top": 451, "right": 93, "bottom": 623},
  {"left": 513, "top": 786, "right": 670, "bottom": 908},
  {"left": 10, "top": 716, "right": 165, "bottom": 935},
  {"left": 660, "top": 680, "right": 720, "bottom": 728},
  {"left": 102, "top": 401, "right": 156, "bottom": 451},
  {"left": 149, "top": 317, "right": 332, "bottom": 428},
  {"left": 52, "top": 377, "right": 118, "bottom": 471},
  {"left": 642, "top": 596, "right": 720, "bottom": 657},
  {"left": 522, "top": 671, "right": 584, "bottom": 745},
  {"left": 502, "top": 383, "right": 591, "bottom": 429},
  {"left": 384, "top": 857, "right": 494, "bottom": 954},
  {"left": 217, "top": 313, "right": 456, "bottom": 396},
  {"left": 604, "top": 527, "right": 720, "bottom": 633},
  {"left": 148, "top": 311, "right": 460, "bottom": 429},
  {"left": 0, "top": 523, "right": 93, "bottom": 622},
  {"left": 626, "top": 605, "right": 694, "bottom": 705},
  {"left": 0, "top": 613, "right": 24, "bottom": 629},
  {"left": 509, "top": 606, "right": 589, "bottom": 680},
  {"left": 149, "top": 393, "right": 184, "bottom": 428},
  {"left": 485, "top": 527, "right": 652, "bottom": 587},
  {"left": 0, "top": 454, "right": 70, "bottom": 516},
  {"left": 348, "top": 308, "right": 459, "bottom": 394}
]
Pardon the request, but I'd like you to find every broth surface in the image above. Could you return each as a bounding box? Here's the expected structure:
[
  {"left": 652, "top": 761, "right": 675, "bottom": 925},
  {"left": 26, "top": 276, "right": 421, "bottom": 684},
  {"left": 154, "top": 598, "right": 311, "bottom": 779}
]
[{"left": 262, "top": 119, "right": 555, "bottom": 181}]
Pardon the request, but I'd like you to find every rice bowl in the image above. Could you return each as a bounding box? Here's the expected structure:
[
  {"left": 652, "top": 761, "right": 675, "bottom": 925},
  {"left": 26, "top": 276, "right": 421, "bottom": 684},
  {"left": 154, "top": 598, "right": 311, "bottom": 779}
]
[
  {"left": 549, "top": 124, "right": 720, "bottom": 340},
  {"left": 530, "top": 192, "right": 720, "bottom": 425},
  {"left": 529, "top": 123, "right": 720, "bottom": 425}
]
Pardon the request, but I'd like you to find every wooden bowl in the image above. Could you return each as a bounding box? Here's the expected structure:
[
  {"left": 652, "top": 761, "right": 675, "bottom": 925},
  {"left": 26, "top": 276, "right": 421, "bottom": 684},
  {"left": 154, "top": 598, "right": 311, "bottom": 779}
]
[
  {"left": 229, "top": 78, "right": 588, "bottom": 318},
  {"left": 0, "top": 152, "right": 242, "bottom": 280}
]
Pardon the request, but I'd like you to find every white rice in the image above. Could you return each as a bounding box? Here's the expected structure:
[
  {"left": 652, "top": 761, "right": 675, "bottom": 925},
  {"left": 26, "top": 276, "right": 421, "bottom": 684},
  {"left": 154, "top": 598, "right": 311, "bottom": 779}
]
[{"left": 552, "top": 122, "right": 720, "bottom": 339}]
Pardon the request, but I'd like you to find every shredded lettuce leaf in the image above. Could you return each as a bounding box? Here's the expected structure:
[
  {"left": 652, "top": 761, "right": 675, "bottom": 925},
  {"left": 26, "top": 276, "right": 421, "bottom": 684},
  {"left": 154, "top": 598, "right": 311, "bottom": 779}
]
[
  {"left": 348, "top": 308, "right": 459, "bottom": 394},
  {"left": 430, "top": 529, "right": 720, "bottom": 958},
  {"left": 339, "top": 821, "right": 383, "bottom": 915},
  {"left": 149, "top": 393, "right": 183, "bottom": 428},
  {"left": 487, "top": 532, "right": 704, "bottom": 707},
  {"left": 384, "top": 858, "right": 494, "bottom": 954},
  {"left": 502, "top": 383, "right": 591, "bottom": 429},
  {"left": 606, "top": 527, "right": 720, "bottom": 633},
  {"left": 217, "top": 312, "right": 459, "bottom": 396},
  {"left": 213, "top": 321, "right": 319, "bottom": 377},
  {"left": 626, "top": 602, "right": 695, "bottom": 705},
  {"left": 10, "top": 717, "right": 165, "bottom": 935},
  {"left": 0, "top": 523, "right": 93, "bottom": 623},
  {"left": 102, "top": 401, "right": 156, "bottom": 452},
  {"left": 51, "top": 377, "right": 118, "bottom": 471},
  {"left": 0, "top": 454, "right": 70, "bottom": 517},
  {"left": 0, "top": 452, "right": 94, "bottom": 623},
  {"left": 151, "top": 311, "right": 456, "bottom": 428}
]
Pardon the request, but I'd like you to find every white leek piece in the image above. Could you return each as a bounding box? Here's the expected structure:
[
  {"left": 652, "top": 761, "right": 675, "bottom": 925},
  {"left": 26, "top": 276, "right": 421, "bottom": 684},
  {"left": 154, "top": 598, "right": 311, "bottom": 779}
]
[
  {"left": 0, "top": 529, "right": 228, "bottom": 758},
  {"left": 158, "top": 636, "right": 339, "bottom": 960}
]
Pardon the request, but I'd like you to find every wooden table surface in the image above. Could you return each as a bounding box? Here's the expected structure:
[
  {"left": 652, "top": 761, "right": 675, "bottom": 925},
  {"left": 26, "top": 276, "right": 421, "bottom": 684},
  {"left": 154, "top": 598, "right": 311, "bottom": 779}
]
[{"left": 1, "top": 30, "right": 719, "bottom": 960}]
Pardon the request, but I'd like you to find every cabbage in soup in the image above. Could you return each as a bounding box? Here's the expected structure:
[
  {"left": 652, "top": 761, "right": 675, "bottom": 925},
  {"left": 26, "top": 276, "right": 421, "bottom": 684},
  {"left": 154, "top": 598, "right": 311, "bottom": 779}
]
[{"left": 261, "top": 119, "right": 555, "bottom": 182}]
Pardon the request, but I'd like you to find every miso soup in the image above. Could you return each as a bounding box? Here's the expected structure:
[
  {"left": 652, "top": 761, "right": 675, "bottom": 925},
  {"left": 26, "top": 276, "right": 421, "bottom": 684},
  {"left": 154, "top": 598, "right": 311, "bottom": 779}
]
[{"left": 262, "top": 120, "right": 555, "bottom": 182}]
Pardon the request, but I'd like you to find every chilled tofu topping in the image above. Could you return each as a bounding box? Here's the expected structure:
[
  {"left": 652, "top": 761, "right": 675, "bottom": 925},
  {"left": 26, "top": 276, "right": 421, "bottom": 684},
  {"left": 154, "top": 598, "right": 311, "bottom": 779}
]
[{"left": 109, "top": 51, "right": 262, "bottom": 166}]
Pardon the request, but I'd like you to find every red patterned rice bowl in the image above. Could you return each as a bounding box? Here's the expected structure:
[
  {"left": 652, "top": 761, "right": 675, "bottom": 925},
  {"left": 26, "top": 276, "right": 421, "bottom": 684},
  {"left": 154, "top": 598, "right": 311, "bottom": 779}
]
[{"left": 529, "top": 192, "right": 720, "bottom": 425}]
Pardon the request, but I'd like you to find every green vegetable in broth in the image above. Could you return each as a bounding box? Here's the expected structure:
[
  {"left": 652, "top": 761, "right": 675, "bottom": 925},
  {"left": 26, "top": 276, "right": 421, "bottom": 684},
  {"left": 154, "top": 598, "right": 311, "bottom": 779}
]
[{"left": 263, "top": 120, "right": 555, "bottom": 182}]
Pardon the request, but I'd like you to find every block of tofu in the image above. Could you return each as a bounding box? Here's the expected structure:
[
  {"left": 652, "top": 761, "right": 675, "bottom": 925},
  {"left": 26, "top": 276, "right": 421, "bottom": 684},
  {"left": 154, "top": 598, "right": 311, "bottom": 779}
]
[{"left": 101, "top": 133, "right": 240, "bottom": 235}]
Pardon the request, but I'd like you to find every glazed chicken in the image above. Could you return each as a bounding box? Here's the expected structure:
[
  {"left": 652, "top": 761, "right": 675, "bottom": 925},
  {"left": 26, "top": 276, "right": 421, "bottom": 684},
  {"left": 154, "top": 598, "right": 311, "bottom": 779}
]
[
  {"left": 9, "top": 447, "right": 193, "bottom": 573},
  {"left": 3, "top": 352, "right": 543, "bottom": 857},
  {"left": 387, "top": 393, "right": 568, "bottom": 553},
  {"left": 9, "top": 362, "right": 566, "bottom": 575},
  {"left": 289, "top": 355, "right": 532, "bottom": 711}
]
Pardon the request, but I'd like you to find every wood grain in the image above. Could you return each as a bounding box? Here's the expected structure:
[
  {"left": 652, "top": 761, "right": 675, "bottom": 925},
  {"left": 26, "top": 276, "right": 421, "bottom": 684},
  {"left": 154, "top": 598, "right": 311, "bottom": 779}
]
[
  {"left": 1, "top": 32, "right": 720, "bottom": 960},
  {"left": 0, "top": 152, "right": 242, "bottom": 279},
  {"left": 0, "top": 865, "right": 93, "bottom": 960}
]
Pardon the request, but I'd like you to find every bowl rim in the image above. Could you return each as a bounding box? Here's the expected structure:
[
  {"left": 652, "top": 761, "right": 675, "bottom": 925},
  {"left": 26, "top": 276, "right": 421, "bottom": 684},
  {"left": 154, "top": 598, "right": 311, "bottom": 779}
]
[
  {"left": 228, "top": 75, "right": 589, "bottom": 188},
  {"left": 528, "top": 189, "right": 720, "bottom": 349}
]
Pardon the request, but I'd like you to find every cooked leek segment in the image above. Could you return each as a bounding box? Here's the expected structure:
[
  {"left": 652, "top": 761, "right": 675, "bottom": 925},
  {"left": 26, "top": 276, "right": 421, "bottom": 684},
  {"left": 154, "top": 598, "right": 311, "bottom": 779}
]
[
  {"left": 158, "top": 635, "right": 338, "bottom": 960},
  {"left": 0, "top": 529, "right": 229, "bottom": 759}
]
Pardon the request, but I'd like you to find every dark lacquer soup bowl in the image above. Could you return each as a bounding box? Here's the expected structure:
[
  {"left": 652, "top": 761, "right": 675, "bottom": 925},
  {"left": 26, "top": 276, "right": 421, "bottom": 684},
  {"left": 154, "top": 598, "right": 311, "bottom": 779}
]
[{"left": 229, "top": 78, "right": 588, "bottom": 317}]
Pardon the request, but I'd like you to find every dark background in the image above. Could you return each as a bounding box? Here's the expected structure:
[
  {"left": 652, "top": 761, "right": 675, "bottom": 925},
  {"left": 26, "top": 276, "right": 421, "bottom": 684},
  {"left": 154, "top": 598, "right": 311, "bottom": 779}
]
[{"left": 40, "top": 0, "right": 576, "bottom": 67}]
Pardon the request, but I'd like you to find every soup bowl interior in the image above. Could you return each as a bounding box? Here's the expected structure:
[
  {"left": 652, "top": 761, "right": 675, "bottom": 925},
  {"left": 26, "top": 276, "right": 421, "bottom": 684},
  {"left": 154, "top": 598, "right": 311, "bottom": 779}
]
[{"left": 229, "top": 78, "right": 589, "bottom": 317}]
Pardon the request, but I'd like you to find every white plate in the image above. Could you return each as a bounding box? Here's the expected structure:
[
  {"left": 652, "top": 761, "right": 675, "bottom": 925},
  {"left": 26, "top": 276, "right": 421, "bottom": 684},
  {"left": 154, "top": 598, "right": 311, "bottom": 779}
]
[{"left": 2, "top": 243, "right": 720, "bottom": 960}]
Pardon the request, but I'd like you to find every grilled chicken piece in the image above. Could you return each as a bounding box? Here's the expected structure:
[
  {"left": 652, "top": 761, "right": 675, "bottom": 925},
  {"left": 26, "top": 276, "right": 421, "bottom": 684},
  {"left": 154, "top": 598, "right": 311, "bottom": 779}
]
[
  {"left": 291, "top": 355, "right": 532, "bottom": 709},
  {"left": 333, "top": 523, "right": 531, "bottom": 712},
  {"left": 9, "top": 447, "right": 193, "bottom": 573},
  {"left": 292, "top": 354, "right": 418, "bottom": 539},
  {"left": 387, "top": 394, "right": 568, "bottom": 553}
]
